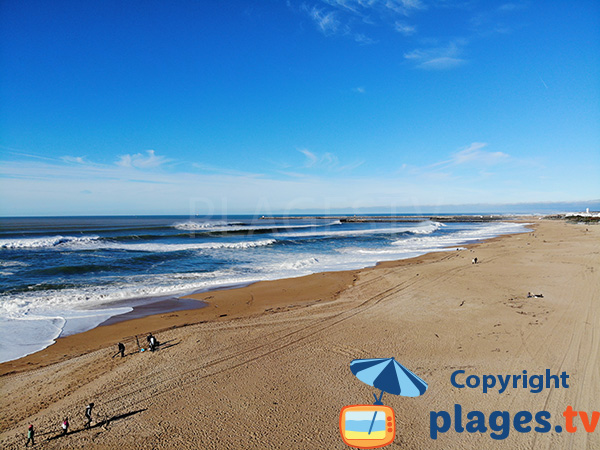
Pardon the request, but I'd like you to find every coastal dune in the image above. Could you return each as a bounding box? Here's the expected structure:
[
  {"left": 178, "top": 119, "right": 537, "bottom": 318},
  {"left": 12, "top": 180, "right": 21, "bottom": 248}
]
[{"left": 0, "top": 220, "right": 598, "bottom": 449}]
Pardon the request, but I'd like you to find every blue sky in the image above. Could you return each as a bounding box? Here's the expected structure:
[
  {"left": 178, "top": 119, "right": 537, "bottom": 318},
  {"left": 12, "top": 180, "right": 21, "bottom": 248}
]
[{"left": 1, "top": 0, "right": 599, "bottom": 215}]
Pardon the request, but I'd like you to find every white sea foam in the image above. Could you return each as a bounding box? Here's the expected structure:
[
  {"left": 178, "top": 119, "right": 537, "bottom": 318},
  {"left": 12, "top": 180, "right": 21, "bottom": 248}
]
[
  {"left": 0, "top": 308, "right": 132, "bottom": 363},
  {"left": 0, "top": 270, "right": 249, "bottom": 319},
  {"left": 82, "top": 238, "right": 277, "bottom": 252},
  {"left": 173, "top": 221, "right": 240, "bottom": 230},
  {"left": 0, "top": 260, "right": 31, "bottom": 267},
  {"left": 0, "top": 235, "right": 100, "bottom": 250},
  {"left": 412, "top": 221, "right": 446, "bottom": 233},
  {"left": 0, "top": 237, "right": 276, "bottom": 252},
  {"left": 275, "top": 257, "right": 320, "bottom": 271},
  {"left": 279, "top": 221, "right": 443, "bottom": 238},
  {"left": 336, "top": 223, "right": 530, "bottom": 262},
  {"left": 0, "top": 316, "right": 64, "bottom": 363},
  {"left": 173, "top": 220, "right": 342, "bottom": 233},
  {"left": 0, "top": 260, "right": 30, "bottom": 276},
  {"left": 392, "top": 222, "right": 528, "bottom": 248}
]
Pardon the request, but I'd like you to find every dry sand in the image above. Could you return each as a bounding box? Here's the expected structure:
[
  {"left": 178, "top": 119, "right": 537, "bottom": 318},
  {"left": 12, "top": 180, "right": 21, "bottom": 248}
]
[{"left": 0, "top": 219, "right": 598, "bottom": 449}]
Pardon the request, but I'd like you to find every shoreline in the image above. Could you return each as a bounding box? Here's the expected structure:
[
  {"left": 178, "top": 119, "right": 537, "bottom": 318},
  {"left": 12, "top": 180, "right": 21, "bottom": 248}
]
[
  {"left": 98, "top": 296, "right": 208, "bottom": 327},
  {"left": 0, "top": 266, "right": 358, "bottom": 376},
  {"left": 0, "top": 221, "right": 531, "bottom": 376}
]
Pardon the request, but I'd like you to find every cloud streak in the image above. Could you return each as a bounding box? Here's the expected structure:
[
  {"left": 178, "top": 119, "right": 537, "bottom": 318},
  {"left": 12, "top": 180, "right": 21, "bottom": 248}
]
[
  {"left": 429, "top": 143, "right": 510, "bottom": 169},
  {"left": 116, "top": 150, "right": 169, "bottom": 169},
  {"left": 61, "top": 156, "right": 86, "bottom": 164},
  {"left": 404, "top": 39, "right": 468, "bottom": 69},
  {"left": 450, "top": 142, "right": 509, "bottom": 166},
  {"left": 298, "top": 148, "right": 364, "bottom": 172},
  {"left": 0, "top": 145, "right": 596, "bottom": 216},
  {"left": 294, "top": 1, "right": 526, "bottom": 70},
  {"left": 304, "top": 6, "right": 342, "bottom": 35},
  {"left": 298, "top": 0, "right": 423, "bottom": 43},
  {"left": 395, "top": 21, "right": 416, "bottom": 35}
]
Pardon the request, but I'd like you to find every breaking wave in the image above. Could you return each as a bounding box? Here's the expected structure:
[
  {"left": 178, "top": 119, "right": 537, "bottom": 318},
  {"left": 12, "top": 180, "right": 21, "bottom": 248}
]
[
  {"left": 0, "top": 235, "right": 101, "bottom": 250},
  {"left": 280, "top": 221, "right": 443, "bottom": 238},
  {"left": 173, "top": 220, "right": 342, "bottom": 233},
  {"left": 82, "top": 238, "right": 278, "bottom": 252},
  {"left": 173, "top": 221, "right": 245, "bottom": 231}
]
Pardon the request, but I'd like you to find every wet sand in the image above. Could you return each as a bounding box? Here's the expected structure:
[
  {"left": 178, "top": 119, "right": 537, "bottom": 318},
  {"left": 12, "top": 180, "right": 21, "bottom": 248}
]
[{"left": 0, "top": 219, "right": 598, "bottom": 449}]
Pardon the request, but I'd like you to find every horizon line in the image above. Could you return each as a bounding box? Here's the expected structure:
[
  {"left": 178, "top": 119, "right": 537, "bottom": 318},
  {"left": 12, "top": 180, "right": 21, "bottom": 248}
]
[{"left": 1, "top": 199, "right": 598, "bottom": 219}]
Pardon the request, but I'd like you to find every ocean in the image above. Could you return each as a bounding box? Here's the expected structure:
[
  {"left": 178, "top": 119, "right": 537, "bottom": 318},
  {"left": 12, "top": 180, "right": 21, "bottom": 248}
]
[{"left": 0, "top": 215, "right": 529, "bottom": 363}]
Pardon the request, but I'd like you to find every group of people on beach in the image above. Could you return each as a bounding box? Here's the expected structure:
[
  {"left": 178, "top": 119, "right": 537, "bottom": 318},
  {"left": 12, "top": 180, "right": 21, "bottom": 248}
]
[
  {"left": 113, "top": 332, "right": 160, "bottom": 358},
  {"left": 25, "top": 332, "right": 161, "bottom": 446},
  {"left": 25, "top": 403, "right": 94, "bottom": 446},
  {"left": 112, "top": 333, "right": 160, "bottom": 358}
]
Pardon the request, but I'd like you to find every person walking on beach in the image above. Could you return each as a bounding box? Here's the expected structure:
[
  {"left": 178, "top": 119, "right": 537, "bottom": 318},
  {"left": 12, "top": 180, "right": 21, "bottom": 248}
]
[
  {"left": 118, "top": 342, "right": 125, "bottom": 357},
  {"left": 61, "top": 417, "right": 69, "bottom": 435},
  {"left": 84, "top": 402, "right": 94, "bottom": 428},
  {"left": 25, "top": 424, "right": 35, "bottom": 447}
]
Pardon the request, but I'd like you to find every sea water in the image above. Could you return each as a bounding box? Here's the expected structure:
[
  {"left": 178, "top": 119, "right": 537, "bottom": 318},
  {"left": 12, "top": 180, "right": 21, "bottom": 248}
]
[{"left": 0, "top": 216, "right": 529, "bottom": 362}]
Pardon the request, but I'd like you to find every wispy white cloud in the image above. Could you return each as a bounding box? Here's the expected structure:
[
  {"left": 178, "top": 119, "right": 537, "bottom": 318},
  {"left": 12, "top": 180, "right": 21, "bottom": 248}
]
[
  {"left": 404, "top": 39, "right": 467, "bottom": 69},
  {"left": 395, "top": 21, "right": 416, "bottom": 35},
  {"left": 451, "top": 142, "right": 509, "bottom": 165},
  {"left": 470, "top": 1, "right": 526, "bottom": 35},
  {"left": 299, "top": 148, "right": 340, "bottom": 168},
  {"left": 299, "top": 148, "right": 319, "bottom": 167},
  {"left": 294, "top": 1, "right": 522, "bottom": 70},
  {"left": 192, "top": 162, "right": 264, "bottom": 178},
  {"left": 352, "top": 86, "right": 366, "bottom": 94},
  {"left": 61, "top": 156, "right": 87, "bottom": 164},
  {"left": 321, "top": 0, "right": 424, "bottom": 16},
  {"left": 354, "top": 33, "right": 377, "bottom": 44},
  {"left": 0, "top": 146, "right": 57, "bottom": 162},
  {"left": 384, "top": 0, "right": 425, "bottom": 15},
  {"left": 429, "top": 143, "right": 509, "bottom": 169},
  {"left": 1, "top": 147, "right": 596, "bottom": 215},
  {"left": 297, "top": 0, "right": 423, "bottom": 42},
  {"left": 303, "top": 5, "right": 343, "bottom": 35},
  {"left": 298, "top": 148, "right": 364, "bottom": 172},
  {"left": 398, "top": 143, "right": 513, "bottom": 184},
  {"left": 498, "top": 2, "right": 527, "bottom": 12},
  {"left": 116, "top": 150, "right": 169, "bottom": 169},
  {"left": 337, "top": 160, "right": 365, "bottom": 171},
  {"left": 322, "top": 0, "right": 361, "bottom": 14},
  {"left": 277, "top": 170, "right": 312, "bottom": 179},
  {"left": 419, "top": 56, "right": 465, "bottom": 69},
  {"left": 3, "top": 155, "right": 450, "bottom": 216}
]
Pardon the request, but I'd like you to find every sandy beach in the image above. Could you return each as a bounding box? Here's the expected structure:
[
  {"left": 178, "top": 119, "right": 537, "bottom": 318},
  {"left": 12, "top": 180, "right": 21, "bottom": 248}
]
[{"left": 0, "top": 219, "right": 598, "bottom": 449}]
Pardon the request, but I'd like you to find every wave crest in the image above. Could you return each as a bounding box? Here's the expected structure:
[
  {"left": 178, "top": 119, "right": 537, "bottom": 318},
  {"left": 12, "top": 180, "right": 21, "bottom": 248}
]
[
  {"left": 0, "top": 236, "right": 100, "bottom": 250},
  {"left": 409, "top": 221, "right": 445, "bottom": 234},
  {"left": 173, "top": 221, "right": 244, "bottom": 231},
  {"left": 85, "top": 238, "right": 277, "bottom": 252},
  {"left": 173, "top": 220, "right": 342, "bottom": 233}
]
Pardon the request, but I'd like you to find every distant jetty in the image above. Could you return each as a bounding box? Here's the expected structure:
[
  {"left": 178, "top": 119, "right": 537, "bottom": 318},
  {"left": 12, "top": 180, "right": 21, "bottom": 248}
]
[{"left": 258, "top": 215, "right": 517, "bottom": 223}]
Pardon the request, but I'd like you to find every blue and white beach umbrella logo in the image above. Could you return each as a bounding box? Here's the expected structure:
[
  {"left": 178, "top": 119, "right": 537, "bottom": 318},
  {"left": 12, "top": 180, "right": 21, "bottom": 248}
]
[{"left": 340, "top": 357, "right": 428, "bottom": 449}]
